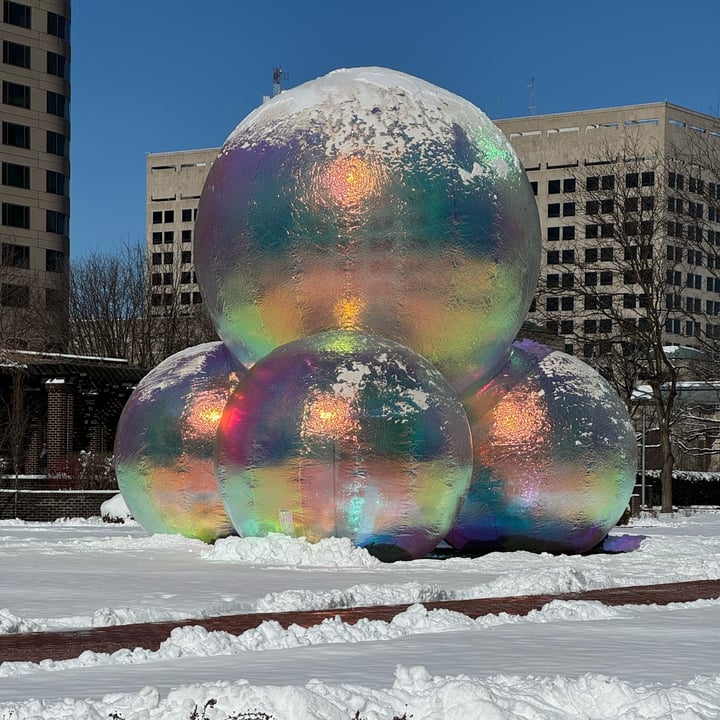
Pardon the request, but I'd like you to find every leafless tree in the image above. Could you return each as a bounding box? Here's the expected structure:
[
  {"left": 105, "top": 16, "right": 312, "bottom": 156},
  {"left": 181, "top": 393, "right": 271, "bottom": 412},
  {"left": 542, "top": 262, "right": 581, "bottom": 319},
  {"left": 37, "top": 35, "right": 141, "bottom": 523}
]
[{"left": 535, "top": 129, "right": 720, "bottom": 511}]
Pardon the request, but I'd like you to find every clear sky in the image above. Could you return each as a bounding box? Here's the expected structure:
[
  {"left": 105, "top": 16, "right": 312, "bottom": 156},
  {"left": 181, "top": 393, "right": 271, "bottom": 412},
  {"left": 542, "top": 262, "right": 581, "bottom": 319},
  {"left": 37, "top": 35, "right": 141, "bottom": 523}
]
[{"left": 70, "top": 0, "right": 720, "bottom": 258}]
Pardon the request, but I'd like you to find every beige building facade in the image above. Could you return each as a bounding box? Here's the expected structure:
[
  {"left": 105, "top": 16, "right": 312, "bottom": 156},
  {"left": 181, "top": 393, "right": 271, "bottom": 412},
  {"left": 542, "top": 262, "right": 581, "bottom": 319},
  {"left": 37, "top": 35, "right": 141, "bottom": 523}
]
[
  {"left": 495, "top": 102, "right": 720, "bottom": 357},
  {"left": 147, "top": 102, "right": 720, "bottom": 360},
  {"left": 145, "top": 147, "right": 217, "bottom": 310},
  {"left": 0, "top": 0, "right": 71, "bottom": 350}
]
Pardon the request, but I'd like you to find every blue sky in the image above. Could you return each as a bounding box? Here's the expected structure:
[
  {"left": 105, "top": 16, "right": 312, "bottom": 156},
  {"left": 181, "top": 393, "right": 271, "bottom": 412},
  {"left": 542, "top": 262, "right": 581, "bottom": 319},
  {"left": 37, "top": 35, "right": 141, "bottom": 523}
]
[{"left": 70, "top": 0, "right": 720, "bottom": 258}]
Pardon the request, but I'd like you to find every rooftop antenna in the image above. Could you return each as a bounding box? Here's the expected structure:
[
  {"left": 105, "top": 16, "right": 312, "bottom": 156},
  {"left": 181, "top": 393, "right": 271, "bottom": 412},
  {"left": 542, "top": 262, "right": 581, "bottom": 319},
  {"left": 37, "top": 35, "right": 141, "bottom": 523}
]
[
  {"left": 528, "top": 75, "right": 536, "bottom": 116},
  {"left": 272, "top": 66, "right": 288, "bottom": 97}
]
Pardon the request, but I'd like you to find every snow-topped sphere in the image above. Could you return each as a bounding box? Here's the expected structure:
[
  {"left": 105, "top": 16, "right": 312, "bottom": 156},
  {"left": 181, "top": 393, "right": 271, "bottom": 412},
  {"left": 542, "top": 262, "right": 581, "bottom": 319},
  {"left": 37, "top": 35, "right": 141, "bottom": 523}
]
[
  {"left": 215, "top": 331, "right": 473, "bottom": 561},
  {"left": 114, "top": 342, "right": 245, "bottom": 542},
  {"left": 445, "top": 340, "right": 637, "bottom": 554},
  {"left": 194, "top": 67, "right": 540, "bottom": 391}
]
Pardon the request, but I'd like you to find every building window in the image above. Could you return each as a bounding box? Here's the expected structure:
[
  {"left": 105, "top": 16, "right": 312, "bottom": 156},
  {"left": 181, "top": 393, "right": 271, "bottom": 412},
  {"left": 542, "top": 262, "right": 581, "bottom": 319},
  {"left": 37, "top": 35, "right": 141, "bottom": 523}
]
[
  {"left": 151, "top": 273, "right": 161, "bottom": 286},
  {"left": 623, "top": 293, "right": 635, "bottom": 309},
  {"left": 2, "top": 161, "right": 29, "bottom": 189},
  {"left": 561, "top": 272, "right": 574, "bottom": 288},
  {"left": 181, "top": 208, "right": 193, "bottom": 222},
  {"left": 181, "top": 271, "right": 191, "bottom": 284},
  {"left": 561, "top": 296, "right": 574, "bottom": 311},
  {"left": 548, "top": 179, "right": 561, "bottom": 194},
  {"left": 192, "top": 291, "right": 202, "bottom": 304},
  {"left": 3, "top": 2, "right": 30, "bottom": 28},
  {"left": 561, "top": 320, "right": 574, "bottom": 334},
  {"left": 163, "top": 251, "right": 173, "bottom": 264},
  {"left": 562, "top": 226, "right": 575, "bottom": 240},
  {"left": 46, "top": 210, "right": 68, "bottom": 234},
  {"left": 600, "top": 247, "right": 613, "bottom": 261},
  {"left": 181, "top": 229, "right": 192, "bottom": 242},
  {"left": 601, "top": 175, "right": 615, "bottom": 190},
  {"left": 162, "top": 272, "right": 173, "bottom": 285},
  {"left": 547, "top": 273, "right": 559, "bottom": 288},
  {"left": 152, "top": 211, "right": 162, "bottom": 224},
  {"left": 601, "top": 199, "right": 614, "bottom": 214},
  {"left": 46, "top": 170, "right": 68, "bottom": 196},
  {"left": 600, "top": 271, "right": 613, "bottom": 285},
  {"left": 641, "top": 171, "right": 654, "bottom": 187},
  {"left": 530, "top": 181, "right": 537, "bottom": 195},
  {"left": 46, "top": 130, "right": 67, "bottom": 156},
  {"left": 585, "top": 248, "right": 598, "bottom": 263},
  {"left": 0, "top": 282, "right": 28, "bottom": 307},
  {"left": 625, "top": 173, "right": 639, "bottom": 188},
  {"left": 152, "top": 232, "right": 162, "bottom": 244},
  {"left": 164, "top": 231, "right": 173, "bottom": 243},
  {"left": 2, "top": 202, "right": 29, "bottom": 228},
  {"left": 46, "top": 248, "right": 65, "bottom": 272},
  {"left": 599, "top": 319, "right": 612, "bottom": 333},
  {"left": 563, "top": 202, "right": 576, "bottom": 216},
  {"left": 584, "top": 295, "right": 598, "bottom": 310},
  {"left": 3, "top": 121, "right": 29, "bottom": 149},
  {"left": 641, "top": 196, "right": 655, "bottom": 211},
  {"left": 548, "top": 203, "right": 560, "bottom": 218},
  {"left": 584, "top": 272, "right": 597, "bottom": 286},
  {"left": 585, "top": 224, "right": 598, "bottom": 239},
  {"left": 164, "top": 210, "right": 174, "bottom": 223},
  {"left": 563, "top": 178, "right": 576, "bottom": 193},
  {"left": 586, "top": 200, "right": 599, "bottom": 215},
  {"left": 546, "top": 296, "right": 558, "bottom": 311},
  {"left": 528, "top": 298, "right": 536, "bottom": 312},
  {"left": 46, "top": 51, "right": 67, "bottom": 78},
  {"left": 625, "top": 197, "right": 638, "bottom": 212},
  {"left": 584, "top": 319, "right": 597, "bottom": 334},
  {"left": 2, "top": 80, "right": 29, "bottom": 108},
  {"left": 1, "top": 242, "right": 28, "bottom": 268},
  {"left": 547, "top": 250, "right": 559, "bottom": 264},
  {"left": 151, "top": 253, "right": 161, "bottom": 265},
  {"left": 586, "top": 176, "right": 599, "bottom": 191},
  {"left": 3, "top": 40, "right": 30, "bottom": 68},
  {"left": 600, "top": 223, "right": 614, "bottom": 238},
  {"left": 547, "top": 226, "right": 560, "bottom": 241},
  {"left": 151, "top": 293, "right": 162, "bottom": 307},
  {"left": 562, "top": 249, "right": 575, "bottom": 263},
  {"left": 181, "top": 250, "right": 192, "bottom": 264},
  {"left": 181, "top": 292, "right": 191, "bottom": 305},
  {"left": 47, "top": 11, "right": 67, "bottom": 39},
  {"left": 599, "top": 294, "right": 612, "bottom": 309},
  {"left": 46, "top": 91, "right": 67, "bottom": 117}
]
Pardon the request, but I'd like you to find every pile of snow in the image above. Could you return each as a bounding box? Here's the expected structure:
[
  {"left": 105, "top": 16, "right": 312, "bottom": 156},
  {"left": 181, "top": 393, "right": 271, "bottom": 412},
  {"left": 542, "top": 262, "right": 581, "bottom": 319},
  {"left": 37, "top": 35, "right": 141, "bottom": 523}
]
[
  {"left": 100, "top": 493, "right": 133, "bottom": 523},
  {"left": 203, "top": 533, "right": 382, "bottom": 567}
]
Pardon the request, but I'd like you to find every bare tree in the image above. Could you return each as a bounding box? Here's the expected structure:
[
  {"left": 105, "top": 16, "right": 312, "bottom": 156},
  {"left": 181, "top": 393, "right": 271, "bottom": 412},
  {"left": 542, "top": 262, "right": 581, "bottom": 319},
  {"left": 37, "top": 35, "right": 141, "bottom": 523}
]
[
  {"left": 68, "top": 241, "right": 217, "bottom": 367},
  {"left": 535, "top": 130, "right": 720, "bottom": 512}
]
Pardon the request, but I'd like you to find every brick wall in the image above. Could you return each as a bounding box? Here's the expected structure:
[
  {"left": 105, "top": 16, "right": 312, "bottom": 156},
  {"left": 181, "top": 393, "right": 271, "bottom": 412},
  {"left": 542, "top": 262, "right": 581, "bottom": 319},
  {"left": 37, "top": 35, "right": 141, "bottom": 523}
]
[{"left": 0, "top": 488, "right": 118, "bottom": 521}]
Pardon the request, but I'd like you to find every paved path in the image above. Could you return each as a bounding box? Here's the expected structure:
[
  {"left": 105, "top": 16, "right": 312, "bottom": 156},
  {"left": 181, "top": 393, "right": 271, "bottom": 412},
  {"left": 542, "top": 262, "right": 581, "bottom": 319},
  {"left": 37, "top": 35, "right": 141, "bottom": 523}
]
[{"left": 2, "top": 579, "right": 719, "bottom": 664}]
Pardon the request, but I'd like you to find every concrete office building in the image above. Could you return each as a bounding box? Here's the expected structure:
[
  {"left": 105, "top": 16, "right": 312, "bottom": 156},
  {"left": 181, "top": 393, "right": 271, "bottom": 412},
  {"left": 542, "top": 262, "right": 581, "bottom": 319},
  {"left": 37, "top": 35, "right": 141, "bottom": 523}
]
[
  {"left": 148, "top": 102, "right": 720, "bottom": 360},
  {"left": 495, "top": 102, "right": 720, "bottom": 357},
  {"left": 0, "top": 0, "right": 71, "bottom": 350},
  {"left": 145, "top": 148, "right": 217, "bottom": 309}
]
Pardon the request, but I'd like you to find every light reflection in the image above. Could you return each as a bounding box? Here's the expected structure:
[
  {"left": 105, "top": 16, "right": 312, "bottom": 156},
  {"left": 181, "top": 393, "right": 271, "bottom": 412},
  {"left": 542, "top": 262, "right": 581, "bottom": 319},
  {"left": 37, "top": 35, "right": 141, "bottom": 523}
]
[{"left": 302, "top": 391, "right": 358, "bottom": 442}]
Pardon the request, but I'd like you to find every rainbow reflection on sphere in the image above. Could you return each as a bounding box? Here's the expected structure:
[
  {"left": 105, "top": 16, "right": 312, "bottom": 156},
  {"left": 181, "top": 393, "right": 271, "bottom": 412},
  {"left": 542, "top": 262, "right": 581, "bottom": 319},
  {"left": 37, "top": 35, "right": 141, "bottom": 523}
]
[
  {"left": 115, "top": 342, "right": 245, "bottom": 542},
  {"left": 194, "top": 67, "right": 541, "bottom": 392},
  {"left": 215, "top": 331, "right": 473, "bottom": 561},
  {"left": 445, "top": 340, "right": 637, "bottom": 555}
]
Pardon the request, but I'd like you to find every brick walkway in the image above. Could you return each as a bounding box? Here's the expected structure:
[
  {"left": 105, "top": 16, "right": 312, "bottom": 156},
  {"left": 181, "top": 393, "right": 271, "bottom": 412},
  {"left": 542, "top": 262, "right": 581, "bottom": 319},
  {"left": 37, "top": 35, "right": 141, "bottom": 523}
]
[{"left": 1, "top": 578, "right": 719, "bottom": 664}]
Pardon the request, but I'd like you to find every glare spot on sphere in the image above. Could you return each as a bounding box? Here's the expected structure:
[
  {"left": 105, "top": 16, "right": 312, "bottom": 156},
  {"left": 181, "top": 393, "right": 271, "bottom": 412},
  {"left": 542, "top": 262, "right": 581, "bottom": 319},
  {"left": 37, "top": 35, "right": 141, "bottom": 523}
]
[
  {"left": 114, "top": 342, "right": 245, "bottom": 543},
  {"left": 445, "top": 340, "right": 638, "bottom": 555},
  {"left": 215, "top": 331, "right": 473, "bottom": 561},
  {"left": 194, "top": 67, "right": 541, "bottom": 391}
]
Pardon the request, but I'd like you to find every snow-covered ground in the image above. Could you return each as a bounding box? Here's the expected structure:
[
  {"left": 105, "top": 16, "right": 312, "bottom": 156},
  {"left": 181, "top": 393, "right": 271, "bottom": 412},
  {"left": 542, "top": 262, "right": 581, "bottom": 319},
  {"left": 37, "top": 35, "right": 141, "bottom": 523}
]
[{"left": 1, "top": 511, "right": 720, "bottom": 719}]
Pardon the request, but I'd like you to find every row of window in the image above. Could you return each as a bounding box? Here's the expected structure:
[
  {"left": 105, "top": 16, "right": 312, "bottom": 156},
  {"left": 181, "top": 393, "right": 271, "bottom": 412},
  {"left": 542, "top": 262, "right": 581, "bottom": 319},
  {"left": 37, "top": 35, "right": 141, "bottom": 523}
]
[
  {"left": 2, "top": 120, "right": 68, "bottom": 156},
  {"left": 1, "top": 162, "right": 68, "bottom": 195},
  {"left": 151, "top": 291, "right": 202, "bottom": 307},
  {"left": 152, "top": 208, "right": 197, "bottom": 224},
  {"left": 1, "top": 202, "right": 67, "bottom": 234},
  {"left": 0, "top": 242, "right": 64, "bottom": 272},
  {"left": 150, "top": 251, "right": 193, "bottom": 266},
  {"left": 3, "top": 40, "right": 69, "bottom": 78},
  {"left": 546, "top": 220, "right": 720, "bottom": 243},
  {"left": 0, "top": 282, "right": 63, "bottom": 309},
  {"left": 152, "top": 230, "right": 192, "bottom": 244},
  {"left": 151, "top": 270, "right": 198, "bottom": 286},
  {"left": 3, "top": 2, "right": 68, "bottom": 38},
  {"left": 2, "top": 81, "right": 68, "bottom": 117},
  {"left": 544, "top": 172, "right": 656, "bottom": 195},
  {"left": 668, "top": 173, "right": 720, "bottom": 198},
  {"left": 546, "top": 268, "right": 657, "bottom": 288}
]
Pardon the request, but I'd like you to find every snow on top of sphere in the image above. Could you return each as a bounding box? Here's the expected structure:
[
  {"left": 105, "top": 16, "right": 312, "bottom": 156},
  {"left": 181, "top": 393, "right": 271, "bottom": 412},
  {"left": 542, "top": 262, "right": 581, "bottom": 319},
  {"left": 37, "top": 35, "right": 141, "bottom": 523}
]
[{"left": 221, "top": 67, "right": 519, "bottom": 181}]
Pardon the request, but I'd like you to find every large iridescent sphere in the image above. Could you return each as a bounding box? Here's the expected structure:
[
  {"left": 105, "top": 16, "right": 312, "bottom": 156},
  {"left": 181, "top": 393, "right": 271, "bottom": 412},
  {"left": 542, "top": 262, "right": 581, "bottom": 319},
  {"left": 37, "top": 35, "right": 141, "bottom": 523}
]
[
  {"left": 445, "top": 340, "right": 637, "bottom": 555},
  {"left": 194, "top": 67, "right": 540, "bottom": 391},
  {"left": 114, "top": 342, "right": 245, "bottom": 542},
  {"left": 215, "top": 331, "right": 473, "bottom": 561}
]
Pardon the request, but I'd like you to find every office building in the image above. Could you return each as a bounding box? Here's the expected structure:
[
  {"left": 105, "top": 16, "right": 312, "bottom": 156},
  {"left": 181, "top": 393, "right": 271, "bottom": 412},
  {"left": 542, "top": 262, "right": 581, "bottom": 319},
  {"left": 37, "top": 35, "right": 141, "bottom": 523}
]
[{"left": 0, "top": 0, "right": 71, "bottom": 350}]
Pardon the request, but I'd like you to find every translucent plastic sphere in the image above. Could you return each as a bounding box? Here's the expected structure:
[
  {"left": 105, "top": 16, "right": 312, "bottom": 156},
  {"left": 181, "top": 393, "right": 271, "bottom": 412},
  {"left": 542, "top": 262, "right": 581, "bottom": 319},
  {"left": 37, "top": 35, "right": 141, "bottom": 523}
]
[
  {"left": 215, "top": 331, "right": 473, "bottom": 561},
  {"left": 445, "top": 340, "right": 637, "bottom": 554},
  {"left": 114, "top": 342, "right": 245, "bottom": 542},
  {"left": 195, "top": 67, "right": 540, "bottom": 391}
]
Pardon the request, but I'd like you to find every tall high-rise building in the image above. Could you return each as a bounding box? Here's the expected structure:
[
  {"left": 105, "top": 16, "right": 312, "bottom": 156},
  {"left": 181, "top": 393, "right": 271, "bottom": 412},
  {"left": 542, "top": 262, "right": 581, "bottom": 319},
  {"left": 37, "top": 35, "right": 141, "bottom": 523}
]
[{"left": 0, "top": 0, "right": 71, "bottom": 350}]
